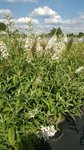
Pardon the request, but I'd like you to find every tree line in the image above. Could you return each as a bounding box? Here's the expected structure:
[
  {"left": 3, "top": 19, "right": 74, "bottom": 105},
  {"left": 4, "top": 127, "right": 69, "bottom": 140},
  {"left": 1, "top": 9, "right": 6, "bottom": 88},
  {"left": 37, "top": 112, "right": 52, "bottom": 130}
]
[{"left": 0, "top": 22, "right": 84, "bottom": 38}]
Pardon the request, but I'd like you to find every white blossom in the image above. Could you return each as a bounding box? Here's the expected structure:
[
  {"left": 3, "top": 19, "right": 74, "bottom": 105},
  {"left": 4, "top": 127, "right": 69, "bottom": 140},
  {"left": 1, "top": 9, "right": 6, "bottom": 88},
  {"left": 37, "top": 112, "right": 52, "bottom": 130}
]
[
  {"left": 63, "top": 34, "right": 68, "bottom": 43},
  {"left": 35, "top": 36, "right": 43, "bottom": 54},
  {"left": 28, "top": 111, "right": 35, "bottom": 118},
  {"left": 24, "top": 37, "right": 33, "bottom": 61},
  {"left": 78, "top": 37, "right": 84, "bottom": 43},
  {"left": 24, "top": 34, "right": 67, "bottom": 60},
  {"left": 45, "top": 34, "right": 66, "bottom": 60},
  {"left": 35, "top": 76, "right": 42, "bottom": 84},
  {"left": 37, "top": 125, "right": 57, "bottom": 140},
  {"left": 28, "top": 108, "right": 39, "bottom": 119},
  {"left": 24, "top": 37, "right": 33, "bottom": 49},
  {"left": 0, "top": 41, "right": 8, "bottom": 59},
  {"left": 24, "top": 36, "right": 43, "bottom": 61},
  {"left": 75, "top": 66, "right": 84, "bottom": 74},
  {"left": 52, "top": 53, "right": 59, "bottom": 60},
  {"left": 45, "top": 34, "right": 57, "bottom": 51}
]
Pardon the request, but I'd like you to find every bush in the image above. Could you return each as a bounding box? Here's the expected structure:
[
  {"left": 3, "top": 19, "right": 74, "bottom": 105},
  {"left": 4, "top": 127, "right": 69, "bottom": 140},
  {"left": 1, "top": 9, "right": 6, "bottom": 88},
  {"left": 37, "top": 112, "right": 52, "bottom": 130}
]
[{"left": 0, "top": 32, "right": 84, "bottom": 150}]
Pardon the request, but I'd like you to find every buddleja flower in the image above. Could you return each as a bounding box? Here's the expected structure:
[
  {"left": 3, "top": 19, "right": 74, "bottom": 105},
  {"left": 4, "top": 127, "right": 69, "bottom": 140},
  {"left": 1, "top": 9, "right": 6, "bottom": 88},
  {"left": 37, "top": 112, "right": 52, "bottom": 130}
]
[
  {"left": 37, "top": 125, "right": 57, "bottom": 140},
  {"left": 35, "top": 76, "right": 42, "bottom": 84},
  {"left": 24, "top": 37, "right": 33, "bottom": 62},
  {"left": 35, "top": 36, "right": 43, "bottom": 54},
  {"left": 63, "top": 34, "right": 68, "bottom": 43},
  {"left": 45, "top": 34, "right": 66, "bottom": 60},
  {"left": 28, "top": 108, "right": 39, "bottom": 119},
  {"left": 45, "top": 34, "right": 57, "bottom": 51},
  {"left": 24, "top": 37, "right": 33, "bottom": 49},
  {"left": 24, "top": 35, "right": 43, "bottom": 61},
  {"left": 75, "top": 66, "right": 84, "bottom": 74},
  {"left": 0, "top": 41, "right": 8, "bottom": 59}
]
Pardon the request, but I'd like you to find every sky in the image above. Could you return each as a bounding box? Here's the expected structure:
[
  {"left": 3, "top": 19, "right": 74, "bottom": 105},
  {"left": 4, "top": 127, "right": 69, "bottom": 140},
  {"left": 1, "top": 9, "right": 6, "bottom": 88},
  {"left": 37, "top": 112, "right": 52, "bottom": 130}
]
[{"left": 0, "top": 0, "right": 84, "bottom": 33}]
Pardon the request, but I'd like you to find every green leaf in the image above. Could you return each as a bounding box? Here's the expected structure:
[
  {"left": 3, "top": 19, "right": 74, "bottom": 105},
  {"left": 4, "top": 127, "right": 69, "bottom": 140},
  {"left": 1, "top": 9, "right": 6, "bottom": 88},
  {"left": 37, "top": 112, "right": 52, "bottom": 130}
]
[
  {"left": 3, "top": 107, "right": 11, "bottom": 112},
  {"left": 56, "top": 92, "right": 60, "bottom": 101},
  {"left": 37, "top": 89, "right": 42, "bottom": 97},
  {"left": 42, "top": 98, "right": 50, "bottom": 110},
  {"left": 8, "top": 126, "right": 15, "bottom": 146},
  {"left": 13, "top": 75, "right": 18, "bottom": 86}
]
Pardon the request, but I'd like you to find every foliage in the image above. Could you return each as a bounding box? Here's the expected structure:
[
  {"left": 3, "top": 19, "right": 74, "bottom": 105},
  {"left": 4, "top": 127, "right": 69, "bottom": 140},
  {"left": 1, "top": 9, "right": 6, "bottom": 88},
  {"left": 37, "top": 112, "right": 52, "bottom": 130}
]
[
  {"left": 67, "top": 32, "right": 84, "bottom": 38},
  {"left": 47, "top": 27, "right": 63, "bottom": 37},
  {"left": 0, "top": 22, "right": 6, "bottom": 31},
  {"left": 77, "top": 32, "right": 84, "bottom": 38},
  {"left": 0, "top": 16, "right": 84, "bottom": 150}
]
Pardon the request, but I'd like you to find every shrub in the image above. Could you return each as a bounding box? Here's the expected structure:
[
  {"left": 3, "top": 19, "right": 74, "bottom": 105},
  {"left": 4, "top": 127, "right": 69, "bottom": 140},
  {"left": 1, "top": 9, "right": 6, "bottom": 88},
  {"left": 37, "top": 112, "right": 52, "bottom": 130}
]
[{"left": 0, "top": 30, "right": 84, "bottom": 150}]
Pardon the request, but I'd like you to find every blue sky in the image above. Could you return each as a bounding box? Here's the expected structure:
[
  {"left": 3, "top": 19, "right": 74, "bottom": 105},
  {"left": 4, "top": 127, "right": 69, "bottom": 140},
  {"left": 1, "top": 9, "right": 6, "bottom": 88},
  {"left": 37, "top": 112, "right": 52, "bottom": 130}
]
[{"left": 0, "top": 0, "right": 84, "bottom": 33}]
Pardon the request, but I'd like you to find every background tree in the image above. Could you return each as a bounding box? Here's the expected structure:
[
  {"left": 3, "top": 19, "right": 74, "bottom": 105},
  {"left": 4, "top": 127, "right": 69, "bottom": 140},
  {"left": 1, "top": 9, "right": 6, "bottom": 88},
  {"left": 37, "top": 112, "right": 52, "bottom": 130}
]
[
  {"left": 47, "top": 27, "right": 63, "bottom": 37},
  {"left": 0, "top": 22, "right": 6, "bottom": 31},
  {"left": 77, "top": 32, "right": 84, "bottom": 38},
  {"left": 56, "top": 27, "right": 63, "bottom": 37}
]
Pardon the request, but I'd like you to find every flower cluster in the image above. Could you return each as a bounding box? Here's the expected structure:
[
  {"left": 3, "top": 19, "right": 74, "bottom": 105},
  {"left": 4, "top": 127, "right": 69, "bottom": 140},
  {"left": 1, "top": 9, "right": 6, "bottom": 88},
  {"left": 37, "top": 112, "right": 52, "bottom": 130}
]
[
  {"left": 35, "top": 76, "right": 42, "bottom": 84},
  {"left": 24, "top": 37, "right": 33, "bottom": 62},
  {"left": 63, "top": 34, "right": 68, "bottom": 43},
  {"left": 28, "top": 108, "right": 39, "bottom": 119},
  {"left": 25, "top": 36, "right": 43, "bottom": 50},
  {"left": 0, "top": 41, "right": 8, "bottom": 59},
  {"left": 24, "top": 37, "right": 33, "bottom": 49},
  {"left": 45, "top": 34, "right": 66, "bottom": 60},
  {"left": 37, "top": 125, "right": 57, "bottom": 140},
  {"left": 24, "top": 34, "right": 67, "bottom": 61},
  {"left": 24, "top": 35, "right": 44, "bottom": 62},
  {"left": 75, "top": 66, "right": 84, "bottom": 74},
  {"left": 35, "top": 36, "right": 43, "bottom": 54}
]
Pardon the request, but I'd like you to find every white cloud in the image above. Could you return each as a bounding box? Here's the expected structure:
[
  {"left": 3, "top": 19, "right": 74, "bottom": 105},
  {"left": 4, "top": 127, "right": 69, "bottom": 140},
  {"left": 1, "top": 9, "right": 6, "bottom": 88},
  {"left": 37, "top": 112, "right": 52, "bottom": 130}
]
[
  {"left": 43, "top": 11, "right": 84, "bottom": 33},
  {"left": 31, "top": 6, "right": 56, "bottom": 16},
  {"left": 0, "top": 9, "right": 12, "bottom": 16},
  {"left": 0, "top": 6, "right": 84, "bottom": 33},
  {"left": 44, "top": 15, "right": 62, "bottom": 24},
  {"left": 17, "top": 9, "right": 84, "bottom": 33},
  {"left": 16, "top": 17, "right": 39, "bottom": 24}
]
